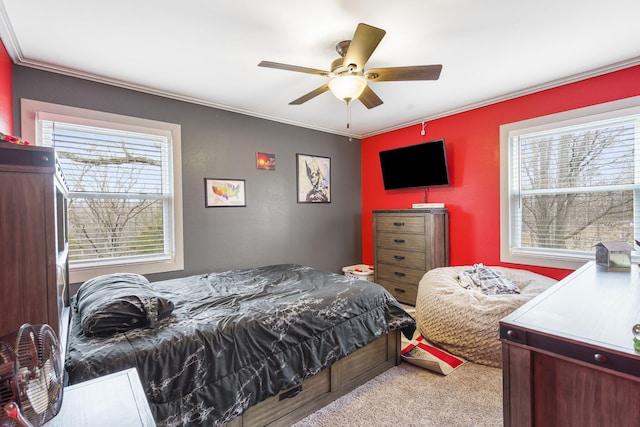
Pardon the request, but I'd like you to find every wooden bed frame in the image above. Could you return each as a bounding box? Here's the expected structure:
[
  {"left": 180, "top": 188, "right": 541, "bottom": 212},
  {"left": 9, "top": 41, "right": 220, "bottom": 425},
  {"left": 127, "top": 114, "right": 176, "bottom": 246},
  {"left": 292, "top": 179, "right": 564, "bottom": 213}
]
[
  {"left": 62, "top": 265, "right": 410, "bottom": 426},
  {"left": 227, "top": 329, "right": 402, "bottom": 426}
]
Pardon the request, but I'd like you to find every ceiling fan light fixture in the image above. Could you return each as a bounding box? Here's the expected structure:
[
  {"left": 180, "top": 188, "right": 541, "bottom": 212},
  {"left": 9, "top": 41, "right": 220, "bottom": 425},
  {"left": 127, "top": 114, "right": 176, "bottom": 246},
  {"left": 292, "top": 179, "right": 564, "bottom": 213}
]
[{"left": 328, "top": 74, "right": 367, "bottom": 102}]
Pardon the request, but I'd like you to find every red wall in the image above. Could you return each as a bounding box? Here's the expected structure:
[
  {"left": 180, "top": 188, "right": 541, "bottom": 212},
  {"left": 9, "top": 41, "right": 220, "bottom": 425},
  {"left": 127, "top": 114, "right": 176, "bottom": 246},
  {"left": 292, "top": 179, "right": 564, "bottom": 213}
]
[
  {"left": 0, "top": 39, "right": 12, "bottom": 134},
  {"left": 361, "top": 65, "right": 640, "bottom": 280}
]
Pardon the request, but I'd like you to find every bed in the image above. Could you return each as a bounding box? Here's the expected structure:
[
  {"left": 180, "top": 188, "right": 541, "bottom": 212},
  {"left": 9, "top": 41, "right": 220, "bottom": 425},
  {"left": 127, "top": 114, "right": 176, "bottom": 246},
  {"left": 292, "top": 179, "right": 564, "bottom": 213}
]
[{"left": 65, "top": 264, "right": 416, "bottom": 426}]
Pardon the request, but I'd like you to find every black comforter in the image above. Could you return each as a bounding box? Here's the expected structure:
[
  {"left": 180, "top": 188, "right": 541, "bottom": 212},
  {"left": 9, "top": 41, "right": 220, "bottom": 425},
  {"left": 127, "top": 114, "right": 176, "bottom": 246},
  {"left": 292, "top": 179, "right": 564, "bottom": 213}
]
[{"left": 65, "top": 264, "right": 415, "bottom": 426}]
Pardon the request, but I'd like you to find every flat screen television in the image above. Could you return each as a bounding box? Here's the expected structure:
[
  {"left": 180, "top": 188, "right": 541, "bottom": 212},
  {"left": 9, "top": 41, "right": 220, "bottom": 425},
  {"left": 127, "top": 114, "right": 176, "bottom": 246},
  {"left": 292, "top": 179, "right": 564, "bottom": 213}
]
[{"left": 379, "top": 139, "right": 450, "bottom": 190}]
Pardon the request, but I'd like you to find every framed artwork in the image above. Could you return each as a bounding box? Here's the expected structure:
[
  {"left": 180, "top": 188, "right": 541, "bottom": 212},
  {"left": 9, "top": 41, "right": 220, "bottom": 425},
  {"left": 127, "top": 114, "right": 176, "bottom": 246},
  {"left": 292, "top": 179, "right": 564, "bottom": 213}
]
[
  {"left": 297, "top": 154, "right": 331, "bottom": 203},
  {"left": 256, "top": 152, "right": 276, "bottom": 170},
  {"left": 205, "top": 178, "right": 246, "bottom": 207}
]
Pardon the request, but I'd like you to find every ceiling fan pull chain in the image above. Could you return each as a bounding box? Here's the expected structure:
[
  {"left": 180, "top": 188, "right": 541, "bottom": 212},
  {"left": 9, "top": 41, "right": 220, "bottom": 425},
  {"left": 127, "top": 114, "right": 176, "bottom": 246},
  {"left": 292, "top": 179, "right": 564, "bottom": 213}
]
[{"left": 347, "top": 100, "right": 351, "bottom": 129}]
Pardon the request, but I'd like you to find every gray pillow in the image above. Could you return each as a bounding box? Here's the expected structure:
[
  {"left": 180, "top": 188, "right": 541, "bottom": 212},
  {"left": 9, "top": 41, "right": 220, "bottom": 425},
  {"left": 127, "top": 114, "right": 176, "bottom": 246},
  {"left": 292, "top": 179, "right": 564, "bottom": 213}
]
[{"left": 74, "top": 273, "right": 174, "bottom": 337}]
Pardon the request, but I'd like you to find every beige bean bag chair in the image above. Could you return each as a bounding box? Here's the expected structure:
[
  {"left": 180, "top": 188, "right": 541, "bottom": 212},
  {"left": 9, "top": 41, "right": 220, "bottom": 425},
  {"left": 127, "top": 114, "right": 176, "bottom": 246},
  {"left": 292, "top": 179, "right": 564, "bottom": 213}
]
[{"left": 415, "top": 265, "right": 556, "bottom": 367}]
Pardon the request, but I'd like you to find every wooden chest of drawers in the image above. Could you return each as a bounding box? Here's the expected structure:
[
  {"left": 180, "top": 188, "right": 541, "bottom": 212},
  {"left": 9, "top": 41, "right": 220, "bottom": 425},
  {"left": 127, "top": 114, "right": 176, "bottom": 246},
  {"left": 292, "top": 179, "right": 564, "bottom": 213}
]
[{"left": 373, "top": 209, "right": 449, "bottom": 305}]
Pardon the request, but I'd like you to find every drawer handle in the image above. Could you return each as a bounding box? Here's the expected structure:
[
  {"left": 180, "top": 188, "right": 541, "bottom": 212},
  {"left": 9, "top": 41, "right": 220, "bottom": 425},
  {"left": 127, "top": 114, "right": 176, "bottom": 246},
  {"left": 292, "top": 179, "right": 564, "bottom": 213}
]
[
  {"left": 393, "top": 239, "right": 405, "bottom": 244},
  {"left": 279, "top": 384, "right": 303, "bottom": 400},
  {"left": 506, "top": 330, "right": 519, "bottom": 340},
  {"left": 394, "top": 288, "right": 406, "bottom": 294},
  {"left": 594, "top": 353, "right": 608, "bottom": 364},
  {"left": 393, "top": 271, "right": 406, "bottom": 277},
  {"left": 393, "top": 222, "right": 405, "bottom": 227},
  {"left": 41, "top": 155, "right": 49, "bottom": 162},
  {"left": 394, "top": 255, "right": 406, "bottom": 260}
]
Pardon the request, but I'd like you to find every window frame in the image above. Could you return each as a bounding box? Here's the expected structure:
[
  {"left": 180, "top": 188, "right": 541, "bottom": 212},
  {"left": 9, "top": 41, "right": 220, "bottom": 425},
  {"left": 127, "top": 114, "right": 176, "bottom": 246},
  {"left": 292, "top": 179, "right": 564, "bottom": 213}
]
[
  {"left": 21, "top": 98, "right": 184, "bottom": 282},
  {"left": 500, "top": 95, "right": 640, "bottom": 270}
]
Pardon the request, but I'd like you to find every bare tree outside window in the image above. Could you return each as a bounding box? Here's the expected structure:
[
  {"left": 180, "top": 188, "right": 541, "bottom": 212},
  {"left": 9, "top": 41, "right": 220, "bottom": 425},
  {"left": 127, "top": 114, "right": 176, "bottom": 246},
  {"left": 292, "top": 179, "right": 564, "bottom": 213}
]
[
  {"left": 53, "top": 125, "right": 169, "bottom": 263},
  {"left": 514, "top": 122, "right": 636, "bottom": 253},
  {"left": 29, "top": 100, "right": 181, "bottom": 281}
]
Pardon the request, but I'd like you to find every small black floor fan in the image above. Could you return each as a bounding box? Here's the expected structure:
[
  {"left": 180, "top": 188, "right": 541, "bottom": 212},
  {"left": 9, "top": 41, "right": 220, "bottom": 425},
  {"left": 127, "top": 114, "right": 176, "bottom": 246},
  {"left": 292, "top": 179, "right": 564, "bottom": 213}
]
[{"left": 0, "top": 324, "right": 63, "bottom": 427}]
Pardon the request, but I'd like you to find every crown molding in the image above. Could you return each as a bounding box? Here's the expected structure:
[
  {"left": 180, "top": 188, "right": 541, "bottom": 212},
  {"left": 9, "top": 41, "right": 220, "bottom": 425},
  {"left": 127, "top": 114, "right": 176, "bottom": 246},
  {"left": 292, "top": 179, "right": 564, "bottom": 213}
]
[{"left": 364, "top": 56, "right": 640, "bottom": 139}]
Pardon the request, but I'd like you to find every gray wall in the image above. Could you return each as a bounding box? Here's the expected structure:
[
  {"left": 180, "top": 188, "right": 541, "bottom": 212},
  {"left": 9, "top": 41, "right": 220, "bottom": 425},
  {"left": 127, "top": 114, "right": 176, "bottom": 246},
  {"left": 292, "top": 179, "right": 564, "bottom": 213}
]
[{"left": 13, "top": 66, "right": 363, "bottom": 281}]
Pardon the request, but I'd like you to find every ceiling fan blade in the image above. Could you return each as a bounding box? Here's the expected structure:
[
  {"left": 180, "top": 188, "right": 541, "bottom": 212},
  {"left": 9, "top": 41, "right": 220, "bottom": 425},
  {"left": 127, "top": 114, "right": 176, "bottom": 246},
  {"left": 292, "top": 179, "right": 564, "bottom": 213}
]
[
  {"left": 358, "top": 85, "right": 383, "bottom": 109},
  {"left": 289, "top": 84, "right": 330, "bottom": 105},
  {"left": 366, "top": 65, "right": 443, "bottom": 82},
  {"left": 258, "top": 60, "right": 330, "bottom": 77},
  {"left": 342, "top": 23, "right": 386, "bottom": 72}
]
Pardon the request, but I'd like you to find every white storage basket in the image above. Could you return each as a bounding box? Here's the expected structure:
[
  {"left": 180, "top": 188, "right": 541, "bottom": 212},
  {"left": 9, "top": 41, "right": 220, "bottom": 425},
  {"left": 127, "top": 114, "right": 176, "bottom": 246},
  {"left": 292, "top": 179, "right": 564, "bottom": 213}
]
[{"left": 342, "top": 264, "right": 374, "bottom": 281}]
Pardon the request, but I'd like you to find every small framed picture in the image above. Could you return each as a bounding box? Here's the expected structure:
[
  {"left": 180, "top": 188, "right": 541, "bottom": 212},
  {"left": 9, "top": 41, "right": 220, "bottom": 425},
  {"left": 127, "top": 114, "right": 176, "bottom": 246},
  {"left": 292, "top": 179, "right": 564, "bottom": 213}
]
[
  {"left": 297, "top": 154, "right": 330, "bottom": 203},
  {"left": 256, "top": 152, "right": 276, "bottom": 170},
  {"left": 205, "top": 178, "right": 246, "bottom": 207}
]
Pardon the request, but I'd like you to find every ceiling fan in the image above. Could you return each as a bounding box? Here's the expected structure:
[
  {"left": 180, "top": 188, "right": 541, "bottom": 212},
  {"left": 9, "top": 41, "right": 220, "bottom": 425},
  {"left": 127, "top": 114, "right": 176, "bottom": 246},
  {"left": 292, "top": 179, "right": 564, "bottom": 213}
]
[{"left": 258, "top": 23, "right": 442, "bottom": 112}]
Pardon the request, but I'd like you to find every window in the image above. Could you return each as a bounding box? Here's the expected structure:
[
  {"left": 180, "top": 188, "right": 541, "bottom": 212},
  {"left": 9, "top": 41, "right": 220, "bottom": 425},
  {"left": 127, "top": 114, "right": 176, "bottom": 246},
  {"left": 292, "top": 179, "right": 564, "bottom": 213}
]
[
  {"left": 21, "top": 99, "right": 183, "bottom": 282},
  {"left": 500, "top": 96, "right": 640, "bottom": 270}
]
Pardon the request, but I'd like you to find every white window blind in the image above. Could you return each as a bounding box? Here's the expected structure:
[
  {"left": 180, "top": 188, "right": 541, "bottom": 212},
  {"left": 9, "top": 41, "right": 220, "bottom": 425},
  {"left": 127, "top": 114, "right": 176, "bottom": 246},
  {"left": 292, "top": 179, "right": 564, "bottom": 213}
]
[
  {"left": 40, "top": 120, "right": 174, "bottom": 266},
  {"left": 508, "top": 112, "right": 640, "bottom": 263}
]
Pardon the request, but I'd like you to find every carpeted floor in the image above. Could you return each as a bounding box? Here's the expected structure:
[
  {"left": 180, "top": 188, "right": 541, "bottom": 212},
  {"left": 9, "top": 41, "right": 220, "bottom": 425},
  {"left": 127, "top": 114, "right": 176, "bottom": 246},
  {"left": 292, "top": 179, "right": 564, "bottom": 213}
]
[{"left": 292, "top": 361, "right": 503, "bottom": 427}]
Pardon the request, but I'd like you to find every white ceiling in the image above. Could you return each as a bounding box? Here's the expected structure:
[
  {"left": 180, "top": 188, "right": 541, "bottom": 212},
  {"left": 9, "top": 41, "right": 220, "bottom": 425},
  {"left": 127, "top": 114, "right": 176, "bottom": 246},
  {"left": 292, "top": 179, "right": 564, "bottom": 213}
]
[{"left": 1, "top": 1, "right": 639, "bottom": 138}]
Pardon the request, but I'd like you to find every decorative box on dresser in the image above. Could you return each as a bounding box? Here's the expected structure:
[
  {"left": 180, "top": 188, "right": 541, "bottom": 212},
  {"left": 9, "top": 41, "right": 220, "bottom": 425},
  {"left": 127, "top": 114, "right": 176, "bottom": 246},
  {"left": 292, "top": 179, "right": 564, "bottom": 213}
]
[
  {"left": 373, "top": 209, "right": 449, "bottom": 305},
  {"left": 0, "top": 144, "right": 69, "bottom": 347},
  {"left": 500, "top": 261, "right": 640, "bottom": 427}
]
